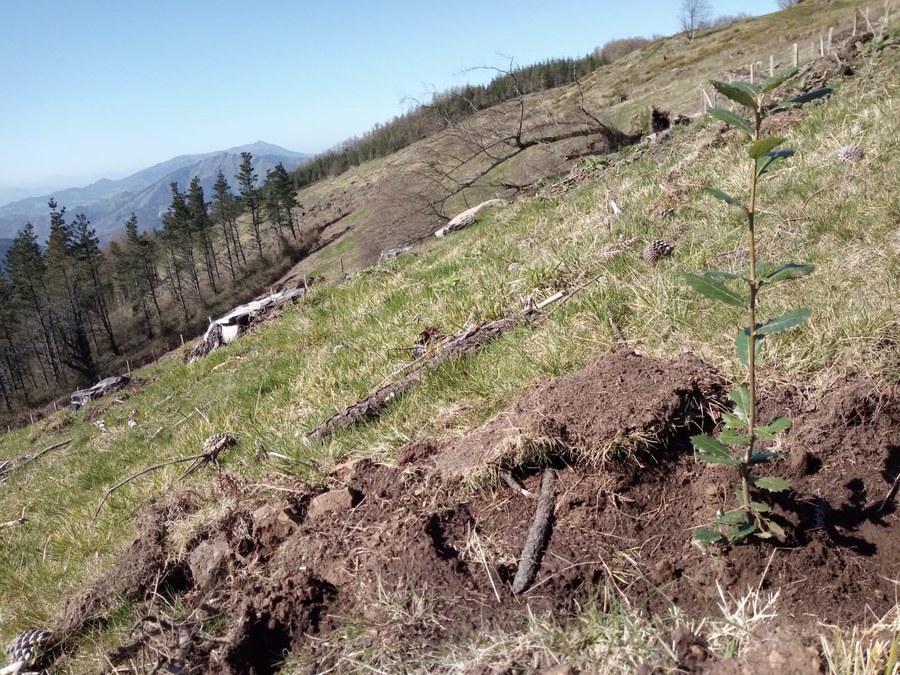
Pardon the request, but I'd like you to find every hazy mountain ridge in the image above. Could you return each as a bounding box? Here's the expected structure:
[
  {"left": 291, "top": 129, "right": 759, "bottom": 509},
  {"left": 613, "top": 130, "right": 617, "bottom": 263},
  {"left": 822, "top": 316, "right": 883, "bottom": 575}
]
[{"left": 0, "top": 142, "right": 309, "bottom": 242}]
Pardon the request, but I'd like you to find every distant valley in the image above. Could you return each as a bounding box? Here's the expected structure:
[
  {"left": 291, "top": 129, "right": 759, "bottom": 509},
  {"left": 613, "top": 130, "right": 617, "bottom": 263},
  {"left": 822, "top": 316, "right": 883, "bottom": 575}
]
[{"left": 0, "top": 141, "right": 309, "bottom": 242}]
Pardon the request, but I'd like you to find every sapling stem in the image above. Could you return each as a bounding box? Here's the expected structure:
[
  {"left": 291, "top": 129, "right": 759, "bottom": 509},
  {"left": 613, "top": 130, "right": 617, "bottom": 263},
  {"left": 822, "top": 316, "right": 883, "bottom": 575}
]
[{"left": 687, "top": 72, "right": 824, "bottom": 545}]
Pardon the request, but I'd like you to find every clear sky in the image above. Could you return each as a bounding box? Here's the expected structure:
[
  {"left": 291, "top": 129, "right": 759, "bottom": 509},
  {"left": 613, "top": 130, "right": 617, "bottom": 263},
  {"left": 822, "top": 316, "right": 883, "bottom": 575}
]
[{"left": 0, "top": 1, "right": 779, "bottom": 188}]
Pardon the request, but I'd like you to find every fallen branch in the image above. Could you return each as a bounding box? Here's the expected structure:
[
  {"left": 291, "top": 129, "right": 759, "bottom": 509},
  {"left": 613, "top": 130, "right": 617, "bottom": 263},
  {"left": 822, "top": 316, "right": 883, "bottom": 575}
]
[
  {"left": 499, "top": 469, "right": 538, "bottom": 500},
  {"left": 0, "top": 508, "right": 27, "bottom": 530},
  {"left": 307, "top": 317, "right": 536, "bottom": 443},
  {"left": 0, "top": 439, "right": 73, "bottom": 482},
  {"left": 512, "top": 469, "right": 556, "bottom": 594},
  {"left": 305, "top": 293, "right": 574, "bottom": 444},
  {"left": 305, "top": 238, "right": 636, "bottom": 443},
  {"left": 91, "top": 434, "right": 236, "bottom": 527}
]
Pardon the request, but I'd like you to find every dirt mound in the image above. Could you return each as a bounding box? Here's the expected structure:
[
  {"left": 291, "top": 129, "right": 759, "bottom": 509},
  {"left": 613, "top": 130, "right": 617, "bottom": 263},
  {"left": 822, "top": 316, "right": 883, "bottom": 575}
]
[
  {"left": 431, "top": 350, "right": 722, "bottom": 479},
  {"left": 43, "top": 354, "right": 900, "bottom": 672}
]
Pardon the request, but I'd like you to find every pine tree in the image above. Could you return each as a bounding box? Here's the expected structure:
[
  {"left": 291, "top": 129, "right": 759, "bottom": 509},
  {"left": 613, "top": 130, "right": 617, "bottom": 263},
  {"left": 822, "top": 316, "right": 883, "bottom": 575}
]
[
  {"left": 263, "top": 162, "right": 298, "bottom": 238},
  {"left": 235, "top": 152, "right": 264, "bottom": 260},
  {"left": 212, "top": 170, "right": 244, "bottom": 278},
  {"left": 162, "top": 181, "right": 204, "bottom": 306},
  {"left": 5, "top": 222, "right": 60, "bottom": 384},
  {"left": 188, "top": 176, "right": 219, "bottom": 294},
  {"left": 71, "top": 213, "right": 119, "bottom": 355}
]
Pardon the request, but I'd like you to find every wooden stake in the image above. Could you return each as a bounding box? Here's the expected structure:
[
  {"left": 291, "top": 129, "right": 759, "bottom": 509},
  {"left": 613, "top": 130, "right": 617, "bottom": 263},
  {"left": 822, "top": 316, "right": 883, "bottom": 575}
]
[
  {"left": 793, "top": 43, "right": 799, "bottom": 67},
  {"left": 769, "top": 54, "right": 775, "bottom": 77},
  {"left": 819, "top": 33, "right": 825, "bottom": 57},
  {"left": 827, "top": 27, "right": 834, "bottom": 54},
  {"left": 749, "top": 62, "right": 755, "bottom": 84}
]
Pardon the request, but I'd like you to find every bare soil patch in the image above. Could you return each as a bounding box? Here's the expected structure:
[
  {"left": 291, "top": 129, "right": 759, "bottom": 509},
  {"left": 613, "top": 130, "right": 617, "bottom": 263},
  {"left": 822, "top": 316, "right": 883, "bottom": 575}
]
[{"left": 42, "top": 353, "right": 900, "bottom": 673}]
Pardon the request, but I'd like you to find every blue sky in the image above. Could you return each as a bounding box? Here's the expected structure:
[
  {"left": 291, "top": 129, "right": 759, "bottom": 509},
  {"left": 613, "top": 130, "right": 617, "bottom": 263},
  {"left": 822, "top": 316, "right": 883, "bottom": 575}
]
[{"left": 0, "top": 1, "right": 778, "bottom": 187}]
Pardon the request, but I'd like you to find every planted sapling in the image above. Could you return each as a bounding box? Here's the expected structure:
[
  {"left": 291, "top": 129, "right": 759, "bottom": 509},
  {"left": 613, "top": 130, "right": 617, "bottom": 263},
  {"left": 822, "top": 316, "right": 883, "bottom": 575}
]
[{"left": 685, "top": 74, "right": 829, "bottom": 544}]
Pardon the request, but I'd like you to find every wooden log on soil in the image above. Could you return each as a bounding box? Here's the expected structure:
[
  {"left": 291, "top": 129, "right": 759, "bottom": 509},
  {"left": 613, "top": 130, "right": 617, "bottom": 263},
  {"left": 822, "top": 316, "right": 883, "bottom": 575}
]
[
  {"left": 70, "top": 376, "right": 130, "bottom": 411},
  {"left": 304, "top": 240, "right": 632, "bottom": 443},
  {"left": 187, "top": 286, "right": 309, "bottom": 362},
  {"left": 512, "top": 469, "right": 556, "bottom": 594},
  {"left": 305, "top": 314, "right": 527, "bottom": 442}
]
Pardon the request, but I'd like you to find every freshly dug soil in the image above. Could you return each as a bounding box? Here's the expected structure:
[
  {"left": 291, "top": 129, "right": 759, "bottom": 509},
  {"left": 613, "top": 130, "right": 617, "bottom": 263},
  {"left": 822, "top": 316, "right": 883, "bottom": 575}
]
[{"left": 46, "top": 353, "right": 900, "bottom": 673}]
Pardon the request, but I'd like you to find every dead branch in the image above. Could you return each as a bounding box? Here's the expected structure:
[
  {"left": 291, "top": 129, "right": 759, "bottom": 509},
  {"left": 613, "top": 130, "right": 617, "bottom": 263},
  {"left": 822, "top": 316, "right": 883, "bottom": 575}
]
[
  {"left": 91, "top": 435, "right": 236, "bottom": 527},
  {"left": 512, "top": 469, "right": 557, "bottom": 594},
  {"left": 0, "top": 439, "right": 73, "bottom": 482},
  {"left": 305, "top": 291, "right": 574, "bottom": 444},
  {"left": 499, "top": 470, "right": 538, "bottom": 500},
  {"left": 0, "top": 508, "right": 27, "bottom": 530}
]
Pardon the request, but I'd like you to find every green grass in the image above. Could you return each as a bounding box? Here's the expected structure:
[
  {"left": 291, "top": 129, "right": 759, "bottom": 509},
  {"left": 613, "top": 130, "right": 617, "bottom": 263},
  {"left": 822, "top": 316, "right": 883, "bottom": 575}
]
[{"left": 1, "top": 7, "right": 898, "bottom": 672}]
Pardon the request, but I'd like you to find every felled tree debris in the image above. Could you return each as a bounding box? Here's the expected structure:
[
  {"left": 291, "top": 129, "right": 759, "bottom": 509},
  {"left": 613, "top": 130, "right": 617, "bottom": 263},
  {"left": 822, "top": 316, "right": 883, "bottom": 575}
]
[
  {"left": 0, "top": 439, "right": 73, "bottom": 483},
  {"left": 91, "top": 433, "right": 237, "bottom": 526},
  {"left": 70, "top": 376, "right": 130, "bottom": 411},
  {"left": 187, "top": 286, "right": 311, "bottom": 362},
  {"left": 305, "top": 314, "right": 530, "bottom": 443},
  {"left": 306, "top": 241, "right": 636, "bottom": 444}
]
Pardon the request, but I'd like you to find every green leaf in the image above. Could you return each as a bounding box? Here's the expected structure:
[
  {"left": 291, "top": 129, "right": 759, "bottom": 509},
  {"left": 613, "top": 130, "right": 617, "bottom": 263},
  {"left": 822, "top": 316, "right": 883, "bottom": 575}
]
[
  {"left": 777, "top": 86, "right": 833, "bottom": 109},
  {"left": 728, "top": 386, "right": 751, "bottom": 421},
  {"left": 755, "top": 261, "right": 777, "bottom": 278},
  {"left": 762, "top": 518, "right": 787, "bottom": 541},
  {"left": 748, "top": 137, "right": 785, "bottom": 159},
  {"left": 756, "top": 416, "right": 791, "bottom": 439},
  {"left": 718, "top": 508, "right": 750, "bottom": 525},
  {"left": 711, "top": 80, "right": 760, "bottom": 109},
  {"left": 753, "top": 476, "right": 791, "bottom": 492},
  {"left": 762, "top": 262, "right": 814, "bottom": 284},
  {"left": 706, "top": 269, "right": 746, "bottom": 281},
  {"left": 684, "top": 273, "right": 745, "bottom": 307},
  {"left": 750, "top": 501, "right": 772, "bottom": 513},
  {"left": 692, "top": 434, "right": 741, "bottom": 466},
  {"left": 757, "top": 308, "right": 812, "bottom": 336},
  {"left": 735, "top": 326, "right": 764, "bottom": 368},
  {"left": 694, "top": 528, "right": 725, "bottom": 545},
  {"left": 725, "top": 521, "right": 758, "bottom": 542},
  {"left": 719, "top": 429, "right": 752, "bottom": 447},
  {"left": 761, "top": 68, "right": 799, "bottom": 93},
  {"left": 723, "top": 412, "right": 747, "bottom": 429},
  {"left": 756, "top": 149, "right": 794, "bottom": 178},
  {"left": 707, "top": 107, "right": 753, "bottom": 135},
  {"left": 749, "top": 451, "right": 786, "bottom": 464},
  {"left": 705, "top": 187, "right": 746, "bottom": 211}
]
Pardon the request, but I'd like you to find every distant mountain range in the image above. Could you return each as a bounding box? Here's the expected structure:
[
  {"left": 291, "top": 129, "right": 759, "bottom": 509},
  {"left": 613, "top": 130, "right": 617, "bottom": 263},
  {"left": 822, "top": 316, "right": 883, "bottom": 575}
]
[{"left": 0, "top": 141, "right": 310, "bottom": 242}]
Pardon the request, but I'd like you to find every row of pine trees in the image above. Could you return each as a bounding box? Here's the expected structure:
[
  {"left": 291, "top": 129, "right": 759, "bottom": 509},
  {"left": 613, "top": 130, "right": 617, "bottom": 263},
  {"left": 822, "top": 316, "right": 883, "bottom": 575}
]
[{"left": 0, "top": 152, "right": 300, "bottom": 416}]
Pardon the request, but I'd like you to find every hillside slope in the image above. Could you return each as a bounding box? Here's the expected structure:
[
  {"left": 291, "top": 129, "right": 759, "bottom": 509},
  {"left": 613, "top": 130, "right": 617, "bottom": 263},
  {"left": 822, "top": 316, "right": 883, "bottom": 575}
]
[{"left": 0, "top": 2, "right": 898, "bottom": 672}]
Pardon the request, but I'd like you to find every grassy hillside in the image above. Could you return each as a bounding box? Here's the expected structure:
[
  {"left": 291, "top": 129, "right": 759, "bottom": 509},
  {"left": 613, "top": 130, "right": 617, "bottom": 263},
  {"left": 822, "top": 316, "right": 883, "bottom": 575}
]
[{"left": 1, "top": 2, "right": 899, "bottom": 671}]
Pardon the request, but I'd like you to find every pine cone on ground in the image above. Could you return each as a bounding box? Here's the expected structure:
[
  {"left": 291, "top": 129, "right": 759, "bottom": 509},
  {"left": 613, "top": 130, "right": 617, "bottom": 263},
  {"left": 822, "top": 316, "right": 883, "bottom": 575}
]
[
  {"left": 837, "top": 144, "right": 863, "bottom": 163},
  {"left": 643, "top": 240, "right": 675, "bottom": 264},
  {"left": 6, "top": 628, "right": 52, "bottom": 668}
]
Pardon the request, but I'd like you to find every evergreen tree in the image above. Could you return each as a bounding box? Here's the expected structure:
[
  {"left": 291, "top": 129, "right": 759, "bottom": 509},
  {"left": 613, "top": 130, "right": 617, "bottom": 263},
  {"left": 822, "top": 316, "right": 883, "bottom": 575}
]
[
  {"left": 188, "top": 176, "right": 219, "bottom": 294},
  {"left": 5, "top": 222, "right": 59, "bottom": 383},
  {"left": 212, "top": 170, "right": 244, "bottom": 277},
  {"left": 235, "top": 152, "right": 264, "bottom": 260}
]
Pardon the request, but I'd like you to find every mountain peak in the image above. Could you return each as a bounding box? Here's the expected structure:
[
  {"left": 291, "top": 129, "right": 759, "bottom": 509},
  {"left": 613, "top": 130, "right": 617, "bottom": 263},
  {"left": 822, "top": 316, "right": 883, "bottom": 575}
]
[{"left": 223, "top": 141, "right": 306, "bottom": 157}]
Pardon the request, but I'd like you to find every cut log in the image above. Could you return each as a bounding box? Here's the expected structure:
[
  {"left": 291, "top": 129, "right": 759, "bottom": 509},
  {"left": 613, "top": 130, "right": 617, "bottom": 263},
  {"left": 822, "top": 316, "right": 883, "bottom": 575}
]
[
  {"left": 434, "top": 199, "right": 507, "bottom": 237},
  {"left": 187, "top": 285, "right": 310, "bottom": 362},
  {"left": 70, "top": 376, "right": 130, "bottom": 411},
  {"left": 305, "top": 314, "right": 527, "bottom": 443}
]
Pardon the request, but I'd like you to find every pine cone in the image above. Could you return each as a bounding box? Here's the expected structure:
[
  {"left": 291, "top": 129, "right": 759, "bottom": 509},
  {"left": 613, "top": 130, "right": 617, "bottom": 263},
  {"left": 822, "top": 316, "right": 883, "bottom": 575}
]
[
  {"left": 6, "top": 628, "right": 51, "bottom": 667},
  {"left": 643, "top": 240, "right": 675, "bottom": 264},
  {"left": 203, "top": 433, "right": 236, "bottom": 457},
  {"left": 837, "top": 145, "right": 863, "bottom": 163}
]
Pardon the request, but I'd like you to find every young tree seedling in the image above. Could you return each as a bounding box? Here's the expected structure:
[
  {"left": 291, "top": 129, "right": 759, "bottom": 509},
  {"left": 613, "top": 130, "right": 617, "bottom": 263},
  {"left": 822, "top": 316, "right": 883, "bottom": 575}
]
[{"left": 686, "top": 74, "right": 830, "bottom": 544}]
